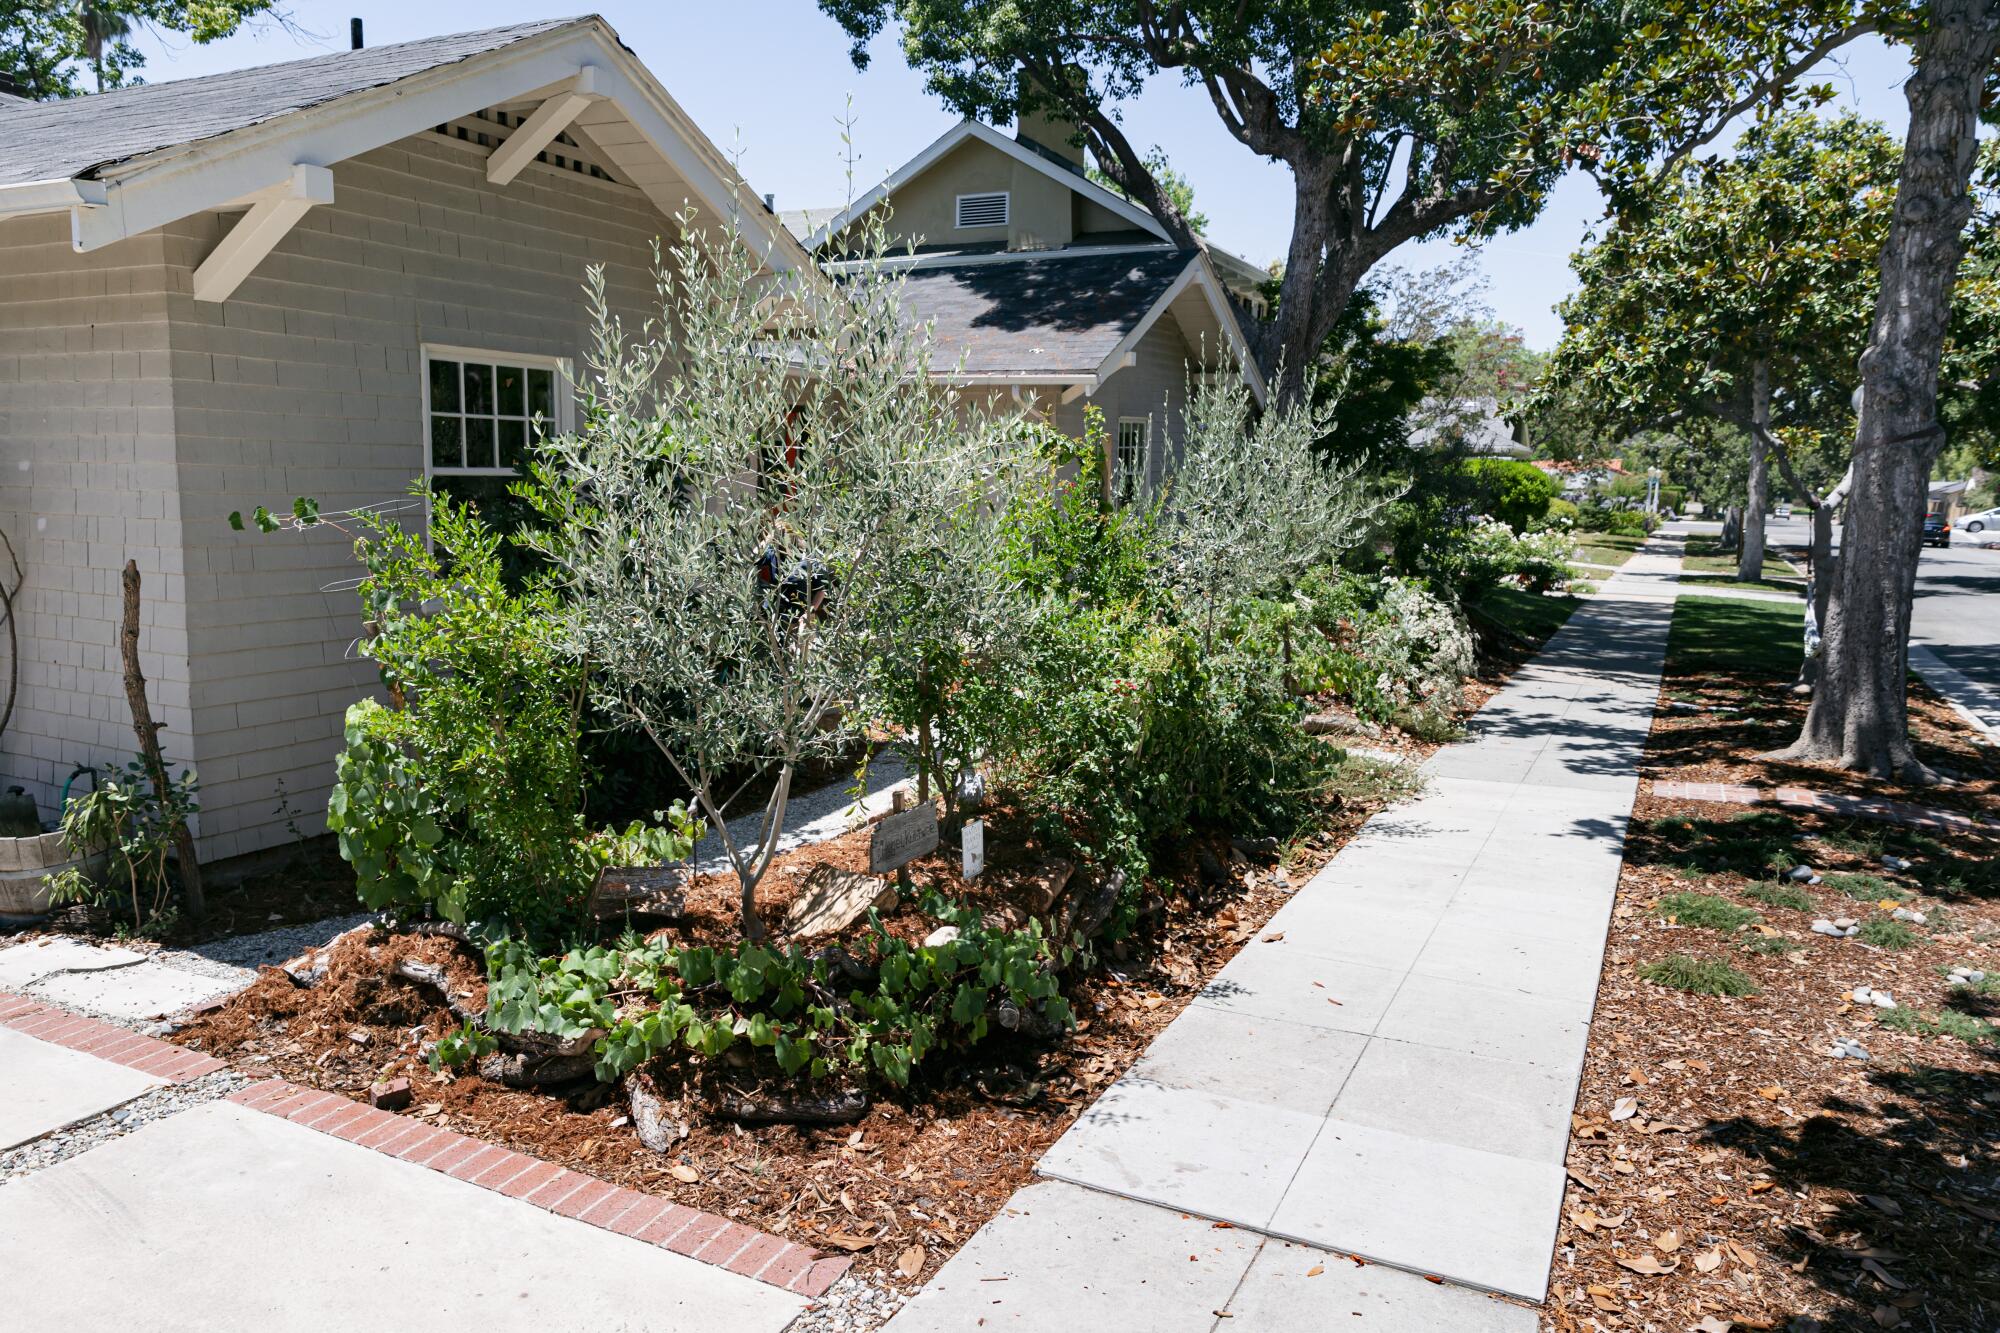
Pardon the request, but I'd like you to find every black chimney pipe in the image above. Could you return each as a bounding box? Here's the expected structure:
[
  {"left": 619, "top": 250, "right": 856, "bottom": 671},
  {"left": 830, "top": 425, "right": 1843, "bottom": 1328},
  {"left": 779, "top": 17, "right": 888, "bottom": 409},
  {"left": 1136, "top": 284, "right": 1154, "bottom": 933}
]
[{"left": 351, "top": 18, "right": 364, "bottom": 50}]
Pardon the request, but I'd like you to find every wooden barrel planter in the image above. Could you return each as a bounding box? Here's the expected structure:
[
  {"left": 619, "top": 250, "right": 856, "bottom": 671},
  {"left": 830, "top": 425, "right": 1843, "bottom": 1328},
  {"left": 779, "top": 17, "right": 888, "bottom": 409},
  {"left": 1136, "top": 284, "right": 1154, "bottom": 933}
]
[{"left": 0, "top": 831, "right": 103, "bottom": 923}]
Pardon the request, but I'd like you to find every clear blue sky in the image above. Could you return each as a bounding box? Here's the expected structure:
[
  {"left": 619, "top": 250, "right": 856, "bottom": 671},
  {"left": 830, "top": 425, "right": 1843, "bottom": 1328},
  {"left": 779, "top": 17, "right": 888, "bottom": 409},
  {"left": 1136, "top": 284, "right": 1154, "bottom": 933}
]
[{"left": 131, "top": 3, "right": 1920, "bottom": 349}]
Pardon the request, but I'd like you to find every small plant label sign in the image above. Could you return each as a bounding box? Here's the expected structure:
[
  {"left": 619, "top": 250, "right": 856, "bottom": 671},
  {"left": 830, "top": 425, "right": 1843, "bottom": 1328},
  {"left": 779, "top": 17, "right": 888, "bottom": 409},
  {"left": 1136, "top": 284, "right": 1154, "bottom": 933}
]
[
  {"left": 588, "top": 865, "right": 685, "bottom": 919},
  {"left": 962, "top": 818, "right": 985, "bottom": 879},
  {"left": 871, "top": 801, "right": 938, "bottom": 875}
]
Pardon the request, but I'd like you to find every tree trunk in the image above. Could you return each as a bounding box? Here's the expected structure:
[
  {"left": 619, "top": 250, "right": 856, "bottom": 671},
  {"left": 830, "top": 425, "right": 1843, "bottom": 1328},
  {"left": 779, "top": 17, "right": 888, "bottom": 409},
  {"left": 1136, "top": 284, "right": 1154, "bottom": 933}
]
[
  {"left": 1774, "top": 0, "right": 1998, "bottom": 780},
  {"left": 1259, "top": 160, "right": 1353, "bottom": 408},
  {"left": 1738, "top": 361, "right": 1771, "bottom": 582},
  {"left": 120, "top": 560, "right": 204, "bottom": 919}
]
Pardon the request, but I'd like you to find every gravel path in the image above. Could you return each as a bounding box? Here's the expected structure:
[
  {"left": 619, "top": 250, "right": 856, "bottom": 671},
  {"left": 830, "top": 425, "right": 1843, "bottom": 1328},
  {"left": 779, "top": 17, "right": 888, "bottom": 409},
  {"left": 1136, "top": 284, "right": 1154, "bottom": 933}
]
[
  {"left": 166, "top": 912, "right": 375, "bottom": 973},
  {"left": 785, "top": 1273, "right": 910, "bottom": 1333},
  {"left": 692, "top": 752, "right": 914, "bottom": 876}
]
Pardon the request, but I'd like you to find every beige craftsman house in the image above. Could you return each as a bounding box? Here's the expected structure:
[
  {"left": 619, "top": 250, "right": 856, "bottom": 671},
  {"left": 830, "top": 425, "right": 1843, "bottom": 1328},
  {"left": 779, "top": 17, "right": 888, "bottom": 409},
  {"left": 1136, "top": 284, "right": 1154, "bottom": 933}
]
[
  {"left": 0, "top": 18, "right": 809, "bottom": 862},
  {"left": 784, "top": 118, "right": 1267, "bottom": 503}
]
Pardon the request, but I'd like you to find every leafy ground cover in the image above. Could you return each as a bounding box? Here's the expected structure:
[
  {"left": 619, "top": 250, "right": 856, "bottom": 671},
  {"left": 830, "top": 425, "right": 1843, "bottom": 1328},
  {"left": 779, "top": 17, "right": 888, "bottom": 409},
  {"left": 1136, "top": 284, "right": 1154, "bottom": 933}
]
[{"left": 1553, "top": 596, "right": 2000, "bottom": 1333}]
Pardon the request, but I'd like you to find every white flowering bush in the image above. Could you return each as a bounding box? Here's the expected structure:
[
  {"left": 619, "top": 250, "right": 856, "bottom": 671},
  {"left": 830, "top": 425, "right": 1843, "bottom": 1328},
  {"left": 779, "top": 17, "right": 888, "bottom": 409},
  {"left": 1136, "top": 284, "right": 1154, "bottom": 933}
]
[{"left": 1358, "top": 578, "right": 1476, "bottom": 729}]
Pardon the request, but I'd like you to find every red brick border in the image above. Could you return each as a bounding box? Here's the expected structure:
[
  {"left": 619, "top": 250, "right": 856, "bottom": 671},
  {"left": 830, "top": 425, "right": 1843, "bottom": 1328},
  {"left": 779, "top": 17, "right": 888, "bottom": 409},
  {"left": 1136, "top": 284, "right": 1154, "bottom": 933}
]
[
  {"left": 1651, "top": 779, "right": 1993, "bottom": 835},
  {"left": 0, "top": 989, "right": 226, "bottom": 1083},
  {"left": 226, "top": 1078, "right": 848, "bottom": 1299}
]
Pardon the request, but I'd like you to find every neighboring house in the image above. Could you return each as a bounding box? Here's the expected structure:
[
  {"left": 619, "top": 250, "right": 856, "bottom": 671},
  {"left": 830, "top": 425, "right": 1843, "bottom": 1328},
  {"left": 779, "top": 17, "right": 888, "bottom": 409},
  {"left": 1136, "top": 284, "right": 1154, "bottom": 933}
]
[
  {"left": 784, "top": 117, "right": 1266, "bottom": 503},
  {"left": 1928, "top": 477, "right": 1971, "bottom": 521},
  {"left": 1533, "top": 458, "right": 1633, "bottom": 499},
  {"left": 1407, "top": 396, "right": 1532, "bottom": 459},
  {"left": 0, "top": 18, "right": 807, "bottom": 862}
]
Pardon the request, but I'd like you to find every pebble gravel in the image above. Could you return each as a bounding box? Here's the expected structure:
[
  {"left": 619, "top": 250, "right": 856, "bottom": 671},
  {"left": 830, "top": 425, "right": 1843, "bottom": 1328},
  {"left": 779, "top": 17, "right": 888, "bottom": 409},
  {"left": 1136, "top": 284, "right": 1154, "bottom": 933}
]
[
  {"left": 162, "top": 912, "right": 375, "bottom": 973},
  {"left": 0, "top": 1067, "right": 249, "bottom": 1185},
  {"left": 787, "top": 1273, "right": 911, "bottom": 1333}
]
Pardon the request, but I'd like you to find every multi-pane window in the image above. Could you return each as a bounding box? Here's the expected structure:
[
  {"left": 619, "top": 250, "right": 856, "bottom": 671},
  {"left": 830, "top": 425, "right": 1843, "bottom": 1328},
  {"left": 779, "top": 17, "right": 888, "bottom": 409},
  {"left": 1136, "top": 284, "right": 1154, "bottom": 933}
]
[
  {"left": 421, "top": 348, "right": 571, "bottom": 538},
  {"left": 1114, "top": 417, "right": 1149, "bottom": 506},
  {"left": 425, "top": 352, "right": 564, "bottom": 476}
]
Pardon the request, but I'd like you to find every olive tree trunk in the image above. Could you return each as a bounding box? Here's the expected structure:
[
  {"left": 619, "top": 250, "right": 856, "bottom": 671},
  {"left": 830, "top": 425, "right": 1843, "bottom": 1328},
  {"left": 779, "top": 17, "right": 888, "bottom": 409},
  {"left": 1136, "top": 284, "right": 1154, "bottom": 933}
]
[
  {"left": 1774, "top": 0, "right": 1999, "bottom": 780},
  {"left": 1737, "top": 360, "right": 1772, "bottom": 582}
]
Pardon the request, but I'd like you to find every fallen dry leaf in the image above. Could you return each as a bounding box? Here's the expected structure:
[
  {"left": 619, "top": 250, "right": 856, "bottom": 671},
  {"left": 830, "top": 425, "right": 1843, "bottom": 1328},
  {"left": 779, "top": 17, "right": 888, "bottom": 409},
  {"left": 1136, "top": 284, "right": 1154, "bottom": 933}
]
[
  {"left": 669, "top": 1163, "right": 700, "bottom": 1184},
  {"left": 1611, "top": 1096, "right": 1640, "bottom": 1121},
  {"left": 1755, "top": 1086, "right": 1785, "bottom": 1101},
  {"left": 897, "top": 1245, "right": 926, "bottom": 1279},
  {"left": 826, "top": 1232, "right": 877, "bottom": 1252},
  {"left": 1305, "top": 1264, "right": 1324, "bottom": 1277},
  {"left": 1615, "top": 1252, "right": 1677, "bottom": 1275},
  {"left": 1693, "top": 1318, "right": 1733, "bottom": 1333},
  {"left": 1657, "top": 1228, "right": 1682, "bottom": 1253}
]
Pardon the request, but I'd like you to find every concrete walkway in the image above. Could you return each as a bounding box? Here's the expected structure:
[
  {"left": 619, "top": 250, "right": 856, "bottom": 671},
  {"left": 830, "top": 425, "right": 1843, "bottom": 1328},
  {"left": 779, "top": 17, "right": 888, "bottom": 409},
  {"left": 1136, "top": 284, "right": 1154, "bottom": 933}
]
[{"left": 888, "top": 535, "right": 1686, "bottom": 1331}]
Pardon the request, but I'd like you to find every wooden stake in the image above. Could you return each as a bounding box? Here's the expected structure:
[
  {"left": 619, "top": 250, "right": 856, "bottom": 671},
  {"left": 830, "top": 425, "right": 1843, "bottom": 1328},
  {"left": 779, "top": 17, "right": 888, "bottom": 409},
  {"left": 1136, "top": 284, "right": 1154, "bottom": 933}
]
[{"left": 120, "top": 560, "right": 205, "bottom": 919}]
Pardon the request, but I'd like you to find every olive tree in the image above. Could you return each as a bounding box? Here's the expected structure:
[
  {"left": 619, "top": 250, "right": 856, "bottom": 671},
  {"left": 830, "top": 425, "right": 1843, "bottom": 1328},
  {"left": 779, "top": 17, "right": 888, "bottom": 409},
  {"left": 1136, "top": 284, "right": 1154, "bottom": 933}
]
[
  {"left": 1154, "top": 371, "right": 1383, "bottom": 652},
  {"left": 523, "top": 215, "right": 1019, "bottom": 939}
]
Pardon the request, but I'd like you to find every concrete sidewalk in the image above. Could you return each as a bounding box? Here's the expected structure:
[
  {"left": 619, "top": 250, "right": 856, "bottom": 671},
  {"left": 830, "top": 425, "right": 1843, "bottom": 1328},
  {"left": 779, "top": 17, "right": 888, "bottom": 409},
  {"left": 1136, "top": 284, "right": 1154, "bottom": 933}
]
[{"left": 887, "top": 535, "right": 1686, "bottom": 1331}]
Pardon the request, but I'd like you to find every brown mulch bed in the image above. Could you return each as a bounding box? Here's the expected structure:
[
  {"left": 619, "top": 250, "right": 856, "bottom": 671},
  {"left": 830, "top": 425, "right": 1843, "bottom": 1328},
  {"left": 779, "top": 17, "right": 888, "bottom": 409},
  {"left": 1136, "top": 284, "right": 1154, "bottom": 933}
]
[
  {"left": 1553, "top": 663, "right": 2000, "bottom": 1328},
  {"left": 1643, "top": 669, "right": 2000, "bottom": 823},
  {"left": 170, "top": 768, "right": 1398, "bottom": 1289}
]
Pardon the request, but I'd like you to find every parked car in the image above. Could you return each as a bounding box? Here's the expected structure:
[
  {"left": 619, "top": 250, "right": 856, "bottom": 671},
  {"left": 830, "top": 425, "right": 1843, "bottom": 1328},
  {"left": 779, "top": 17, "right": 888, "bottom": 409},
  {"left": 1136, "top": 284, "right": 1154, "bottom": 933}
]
[
  {"left": 1774, "top": 502, "right": 1793, "bottom": 520},
  {"left": 1961, "top": 506, "right": 2000, "bottom": 534},
  {"left": 1924, "top": 513, "right": 1952, "bottom": 547}
]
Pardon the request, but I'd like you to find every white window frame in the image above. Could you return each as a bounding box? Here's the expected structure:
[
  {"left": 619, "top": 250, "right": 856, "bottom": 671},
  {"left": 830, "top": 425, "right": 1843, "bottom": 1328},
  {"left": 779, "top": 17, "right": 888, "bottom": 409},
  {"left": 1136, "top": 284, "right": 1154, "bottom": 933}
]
[
  {"left": 954, "top": 191, "right": 1010, "bottom": 229},
  {"left": 1114, "top": 416, "right": 1150, "bottom": 506},
  {"left": 420, "top": 344, "right": 574, "bottom": 482}
]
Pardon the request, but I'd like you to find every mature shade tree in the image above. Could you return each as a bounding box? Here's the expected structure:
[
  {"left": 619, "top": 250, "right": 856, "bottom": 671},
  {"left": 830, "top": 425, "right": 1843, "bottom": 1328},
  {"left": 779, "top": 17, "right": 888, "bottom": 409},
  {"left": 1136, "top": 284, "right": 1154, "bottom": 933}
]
[
  {"left": 1777, "top": 0, "right": 2000, "bottom": 781},
  {"left": 0, "top": 1, "right": 276, "bottom": 100},
  {"left": 1540, "top": 113, "right": 1903, "bottom": 581},
  {"left": 817, "top": 0, "right": 1881, "bottom": 403}
]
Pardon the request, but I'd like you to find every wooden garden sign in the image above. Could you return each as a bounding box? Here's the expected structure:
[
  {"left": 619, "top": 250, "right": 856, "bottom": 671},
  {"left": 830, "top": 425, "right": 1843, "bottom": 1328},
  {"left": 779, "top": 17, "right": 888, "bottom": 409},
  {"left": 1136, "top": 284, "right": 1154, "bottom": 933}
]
[
  {"left": 588, "top": 864, "right": 686, "bottom": 921},
  {"left": 870, "top": 801, "right": 938, "bottom": 876}
]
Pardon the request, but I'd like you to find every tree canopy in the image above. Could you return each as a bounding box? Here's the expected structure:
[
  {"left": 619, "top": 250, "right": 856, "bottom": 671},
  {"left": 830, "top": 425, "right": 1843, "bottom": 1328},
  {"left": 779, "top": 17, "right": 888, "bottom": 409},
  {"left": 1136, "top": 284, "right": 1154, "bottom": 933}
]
[
  {"left": 1, "top": 2, "right": 276, "bottom": 99},
  {"left": 817, "top": 0, "right": 1884, "bottom": 401}
]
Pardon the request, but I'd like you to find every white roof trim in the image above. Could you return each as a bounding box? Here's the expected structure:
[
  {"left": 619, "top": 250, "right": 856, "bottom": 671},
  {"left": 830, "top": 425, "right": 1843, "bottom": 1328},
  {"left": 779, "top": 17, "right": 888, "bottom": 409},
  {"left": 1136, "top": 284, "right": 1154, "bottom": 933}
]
[
  {"left": 0, "top": 19, "right": 808, "bottom": 275},
  {"left": 821, "top": 240, "right": 1174, "bottom": 275},
  {"left": 0, "top": 176, "right": 106, "bottom": 220},
  {"left": 804, "top": 120, "right": 1169, "bottom": 251},
  {"left": 1091, "top": 253, "right": 1266, "bottom": 406}
]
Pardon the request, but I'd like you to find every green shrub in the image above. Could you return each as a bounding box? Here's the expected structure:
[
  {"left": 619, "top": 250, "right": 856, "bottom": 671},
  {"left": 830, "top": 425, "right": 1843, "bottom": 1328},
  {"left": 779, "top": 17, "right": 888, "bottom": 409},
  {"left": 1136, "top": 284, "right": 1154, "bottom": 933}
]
[
  {"left": 1463, "top": 458, "right": 1560, "bottom": 532},
  {"left": 1577, "top": 505, "right": 1650, "bottom": 536},
  {"left": 326, "top": 499, "right": 695, "bottom": 940},
  {"left": 1744, "top": 881, "right": 1815, "bottom": 912},
  {"left": 1540, "top": 498, "right": 1580, "bottom": 529},
  {"left": 42, "top": 756, "right": 200, "bottom": 934},
  {"left": 1656, "top": 892, "right": 1760, "bottom": 931},
  {"left": 1638, "top": 953, "right": 1758, "bottom": 996}
]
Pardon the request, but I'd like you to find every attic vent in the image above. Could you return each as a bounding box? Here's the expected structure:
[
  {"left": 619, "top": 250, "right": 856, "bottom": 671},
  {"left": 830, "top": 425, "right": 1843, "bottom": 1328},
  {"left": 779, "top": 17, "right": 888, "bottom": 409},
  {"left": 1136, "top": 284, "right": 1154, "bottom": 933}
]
[
  {"left": 432, "top": 108, "right": 622, "bottom": 183},
  {"left": 955, "top": 191, "right": 1009, "bottom": 229}
]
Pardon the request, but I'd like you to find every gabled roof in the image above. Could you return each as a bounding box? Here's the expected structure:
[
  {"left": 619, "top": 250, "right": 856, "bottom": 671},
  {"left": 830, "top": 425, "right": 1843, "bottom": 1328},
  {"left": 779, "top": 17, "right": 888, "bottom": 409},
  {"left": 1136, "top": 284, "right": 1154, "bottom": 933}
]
[
  {"left": 0, "top": 20, "right": 577, "bottom": 186},
  {"left": 804, "top": 119, "right": 1169, "bottom": 251},
  {"left": 0, "top": 17, "right": 807, "bottom": 274},
  {"left": 883, "top": 247, "right": 1264, "bottom": 403}
]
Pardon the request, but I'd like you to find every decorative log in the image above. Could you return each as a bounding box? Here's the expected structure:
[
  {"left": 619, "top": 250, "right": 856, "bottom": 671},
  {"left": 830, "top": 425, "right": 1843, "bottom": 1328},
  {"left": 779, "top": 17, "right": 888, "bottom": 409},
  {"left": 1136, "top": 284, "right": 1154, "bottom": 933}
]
[
  {"left": 715, "top": 1087, "right": 868, "bottom": 1126},
  {"left": 809, "top": 945, "right": 879, "bottom": 988},
  {"left": 476, "top": 1050, "right": 597, "bottom": 1087},
  {"left": 1059, "top": 868, "right": 1123, "bottom": 946},
  {"left": 120, "top": 560, "right": 204, "bottom": 918},
  {"left": 626, "top": 1072, "right": 680, "bottom": 1152},
  {"left": 393, "top": 959, "right": 485, "bottom": 1025}
]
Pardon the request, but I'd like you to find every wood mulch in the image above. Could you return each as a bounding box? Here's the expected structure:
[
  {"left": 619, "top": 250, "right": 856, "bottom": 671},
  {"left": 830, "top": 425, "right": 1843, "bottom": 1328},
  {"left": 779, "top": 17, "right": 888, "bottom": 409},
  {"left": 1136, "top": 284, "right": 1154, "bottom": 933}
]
[{"left": 1552, "top": 668, "right": 2000, "bottom": 1330}]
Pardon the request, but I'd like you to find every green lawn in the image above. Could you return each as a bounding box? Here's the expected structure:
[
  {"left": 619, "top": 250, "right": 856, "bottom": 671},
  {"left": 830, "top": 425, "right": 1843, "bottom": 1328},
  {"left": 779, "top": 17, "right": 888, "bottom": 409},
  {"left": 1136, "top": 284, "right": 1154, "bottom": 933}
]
[
  {"left": 1476, "top": 585, "right": 1584, "bottom": 651},
  {"left": 1679, "top": 533, "right": 1802, "bottom": 581},
  {"left": 1662, "top": 594, "right": 1805, "bottom": 681},
  {"left": 1572, "top": 531, "right": 1646, "bottom": 568}
]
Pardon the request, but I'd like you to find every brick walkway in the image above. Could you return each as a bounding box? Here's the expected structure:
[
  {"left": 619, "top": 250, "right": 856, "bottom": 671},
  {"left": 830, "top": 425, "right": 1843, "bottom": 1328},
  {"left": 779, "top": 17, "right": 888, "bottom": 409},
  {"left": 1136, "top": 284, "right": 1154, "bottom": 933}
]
[
  {"left": 1651, "top": 779, "right": 1994, "bottom": 834},
  {"left": 0, "top": 987, "right": 226, "bottom": 1082}
]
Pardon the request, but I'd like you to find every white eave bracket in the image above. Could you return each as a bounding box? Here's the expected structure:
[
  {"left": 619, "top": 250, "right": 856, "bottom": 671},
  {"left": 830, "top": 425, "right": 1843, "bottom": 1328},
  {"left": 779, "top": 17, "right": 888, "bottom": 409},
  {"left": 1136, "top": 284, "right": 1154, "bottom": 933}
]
[
  {"left": 487, "top": 67, "right": 599, "bottom": 186},
  {"left": 191, "top": 164, "right": 335, "bottom": 303}
]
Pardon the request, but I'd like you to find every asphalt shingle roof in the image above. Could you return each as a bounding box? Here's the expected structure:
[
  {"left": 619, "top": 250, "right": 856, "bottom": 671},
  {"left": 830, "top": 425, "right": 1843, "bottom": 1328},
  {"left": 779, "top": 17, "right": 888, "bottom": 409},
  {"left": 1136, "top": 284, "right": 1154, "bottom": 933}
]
[
  {"left": 890, "top": 247, "right": 1191, "bottom": 377},
  {"left": 0, "top": 18, "right": 587, "bottom": 187}
]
